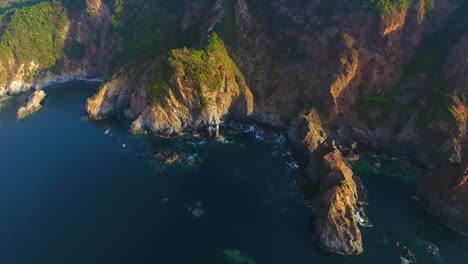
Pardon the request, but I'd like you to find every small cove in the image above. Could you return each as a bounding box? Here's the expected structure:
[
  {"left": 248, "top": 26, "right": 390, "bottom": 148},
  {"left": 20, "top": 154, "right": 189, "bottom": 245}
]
[{"left": 0, "top": 82, "right": 467, "bottom": 264}]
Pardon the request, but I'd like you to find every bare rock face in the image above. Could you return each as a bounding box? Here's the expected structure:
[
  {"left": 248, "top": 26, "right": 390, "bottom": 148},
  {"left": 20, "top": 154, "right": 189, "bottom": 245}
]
[
  {"left": 16, "top": 90, "right": 46, "bottom": 119},
  {"left": 129, "top": 68, "right": 254, "bottom": 136},
  {"left": 381, "top": 6, "right": 409, "bottom": 36},
  {"left": 308, "top": 138, "right": 363, "bottom": 255},
  {"left": 328, "top": 46, "right": 359, "bottom": 119},
  {"left": 288, "top": 109, "right": 363, "bottom": 255},
  {"left": 85, "top": 73, "right": 132, "bottom": 119},
  {"left": 420, "top": 164, "right": 468, "bottom": 236}
]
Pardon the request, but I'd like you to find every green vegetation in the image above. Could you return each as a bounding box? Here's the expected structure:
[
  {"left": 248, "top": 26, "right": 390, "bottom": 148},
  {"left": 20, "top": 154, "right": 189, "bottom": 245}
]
[
  {"left": 352, "top": 156, "right": 419, "bottom": 184},
  {"left": 0, "top": 0, "right": 42, "bottom": 12},
  {"left": 147, "top": 33, "right": 244, "bottom": 109},
  {"left": 170, "top": 33, "right": 239, "bottom": 92},
  {"left": 425, "top": 0, "right": 435, "bottom": 12},
  {"left": 344, "top": 0, "right": 408, "bottom": 17},
  {"left": 65, "top": 39, "right": 85, "bottom": 60},
  {"left": 0, "top": 1, "right": 68, "bottom": 70},
  {"left": 345, "top": 0, "right": 434, "bottom": 18},
  {"left": 353, "top": 90, "right": 399, "bottom": 128},
  {"left": 353, "top": 1, "right": 466, "bottom": 129},
  {"left": 212, "top": 0, "right": 242, "bottom": 48},
  {"left": 110, "top": 0, "right": 123, "bottom": 28},
  {"left": 147, "top": 56, "right": 171, "bottom": 103},
  {"left": 109, "top": 0, "right": 182, "bottom": 71}
]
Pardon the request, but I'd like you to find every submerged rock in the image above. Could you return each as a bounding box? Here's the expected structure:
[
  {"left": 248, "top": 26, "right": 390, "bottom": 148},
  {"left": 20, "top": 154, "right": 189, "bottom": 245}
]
[
  {"left": 154, "top": 150, "right": 182, "bottom": 165},
  {"left": 425, "top": 243, "right": 440, "bottom": 256},
  {"left": 16, "top": 90, "right": 46, "bottom": 119},
  {"left": 373, "top": 159, "right": 382, "bottom": 169},
  {"left": 154, "top": 148, "right": 201, "bottom": 166},
  {"left": 399, "top": 246, "right": 417, "bottom": 264},
  {"left": 275, "top": 134, "right": 286, "bottom": 144},
  {"left": 188, "top": 200, "right": 205, "bottom": 218}
]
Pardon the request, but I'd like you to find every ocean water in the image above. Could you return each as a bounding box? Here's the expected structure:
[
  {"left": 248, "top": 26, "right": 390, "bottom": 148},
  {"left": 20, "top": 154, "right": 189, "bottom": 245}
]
[{"left": 0, "top": 82, "right": 467, "bottom": 264}]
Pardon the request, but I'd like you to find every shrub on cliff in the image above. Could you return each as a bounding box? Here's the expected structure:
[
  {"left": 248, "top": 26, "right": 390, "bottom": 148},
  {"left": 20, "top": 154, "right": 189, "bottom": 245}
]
[
  {"left": 148, "top": 33, "right": 245, "bottom": 110},
  {"left": 345, "top": 0, "right": 434, "bottom": 17}
]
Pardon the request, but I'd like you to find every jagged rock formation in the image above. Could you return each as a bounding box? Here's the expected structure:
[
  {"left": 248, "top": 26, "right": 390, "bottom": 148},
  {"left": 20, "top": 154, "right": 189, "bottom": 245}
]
[
  {"left": 288, "top": 108, "right": 328, "bottom": 155},
  {"left": 309, "top": 138, "right": 363, "bottom": 255},
  {"left": 289, "top": 109, "right": 363, "bottom": 255},
  {"left": 16, "top": 90, "right": 46, "bottom": 119},
  {"left": 85, "top": 71, "right": 133, "bottom": 119}
]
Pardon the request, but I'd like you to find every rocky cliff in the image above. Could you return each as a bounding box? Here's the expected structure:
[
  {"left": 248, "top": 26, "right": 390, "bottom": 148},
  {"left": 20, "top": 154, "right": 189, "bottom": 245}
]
[
  {"left": 0, "top": 0, "right": 114, "bottom": 97},
  {"left": 1, "top": 0, "right": 467, "bottom": 256},
  {"left": 81, "top": 0, "right": 468, "bottom": 255}
]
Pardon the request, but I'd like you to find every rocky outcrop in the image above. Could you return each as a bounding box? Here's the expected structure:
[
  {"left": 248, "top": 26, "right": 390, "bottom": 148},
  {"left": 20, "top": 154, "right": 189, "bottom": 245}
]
[
  {"left": 16, "top": 90, "right": 46, "bottom": 119},
  {"left": 328, "top": 44, "right": 360, "bottom": 119},
  {"left": 381, "top": 6, "right": 409, "bottom": 36},
  {"left": 128, "top": 63, "right": 254, "bottom": 136},
  {"left": 420, "top": 164, "right": 468, "bottom": 236},
  {"left": 88, "top": 34, "right": 254, "bottom": 136},
  {"left": 85, "top": 73, "right": 133, "bottom": 119},
  {"left": 129, "top": 82, "right": 253, "bottom": 136},
  {"left": 288, "top": 109, "right": 362, "bottom": 255},
  {"left": 307, "top": 138, "right": 363, "bottom": 255},
  {"left": 288, "top": 108, "right": 328, "bottom": 155}
]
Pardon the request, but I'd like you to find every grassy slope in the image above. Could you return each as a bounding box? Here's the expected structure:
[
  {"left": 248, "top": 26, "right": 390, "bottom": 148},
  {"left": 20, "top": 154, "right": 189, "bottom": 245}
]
[{"left": 147, "top": 33, "right": 246, "bottom": 109}]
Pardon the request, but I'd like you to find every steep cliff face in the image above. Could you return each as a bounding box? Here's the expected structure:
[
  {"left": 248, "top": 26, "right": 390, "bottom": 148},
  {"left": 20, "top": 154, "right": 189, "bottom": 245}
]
[{"left": 2, "top": 0, "right": 467, "bottom": 257}]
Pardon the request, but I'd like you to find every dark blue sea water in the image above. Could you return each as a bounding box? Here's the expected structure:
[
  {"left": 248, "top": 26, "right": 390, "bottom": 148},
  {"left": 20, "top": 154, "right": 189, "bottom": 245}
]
[{"left": 0, "top": 82, "right": 467, "bottom": 264}]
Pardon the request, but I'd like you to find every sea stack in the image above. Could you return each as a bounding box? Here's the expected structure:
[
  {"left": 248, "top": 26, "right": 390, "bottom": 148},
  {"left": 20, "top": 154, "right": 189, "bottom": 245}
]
[{"left": 17, "top": 90, "right": 46, "bottom": 119}]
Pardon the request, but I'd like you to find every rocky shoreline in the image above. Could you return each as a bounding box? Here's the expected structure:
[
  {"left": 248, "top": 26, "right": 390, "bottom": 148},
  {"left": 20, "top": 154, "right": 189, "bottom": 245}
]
[
  {"left": 0, "top": 0, "right": 467, "bottom": 258},
  {"left": 0, "top": 72, "right": 103, "bottom": 99}
]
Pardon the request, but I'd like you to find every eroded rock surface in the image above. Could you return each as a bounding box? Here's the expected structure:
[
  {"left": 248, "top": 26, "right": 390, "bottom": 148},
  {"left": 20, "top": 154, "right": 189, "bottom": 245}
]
[
  {"left": 17, "top": 90, "right": 46, "bottom": 119},
  {"left": 308, "top": 138, "right": 363, "bottom": 255}
]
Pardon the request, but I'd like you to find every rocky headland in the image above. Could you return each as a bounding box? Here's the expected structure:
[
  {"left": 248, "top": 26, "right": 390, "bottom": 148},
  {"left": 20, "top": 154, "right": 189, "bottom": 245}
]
[{"left": 1, "top": 0, "right": 467, "bottom": 256}]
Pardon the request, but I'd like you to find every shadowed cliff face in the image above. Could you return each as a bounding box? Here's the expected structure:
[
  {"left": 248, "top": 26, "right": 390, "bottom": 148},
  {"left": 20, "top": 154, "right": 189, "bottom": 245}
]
[{"left": 1, "top": 0, "right": 467, "bottom": 257}]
